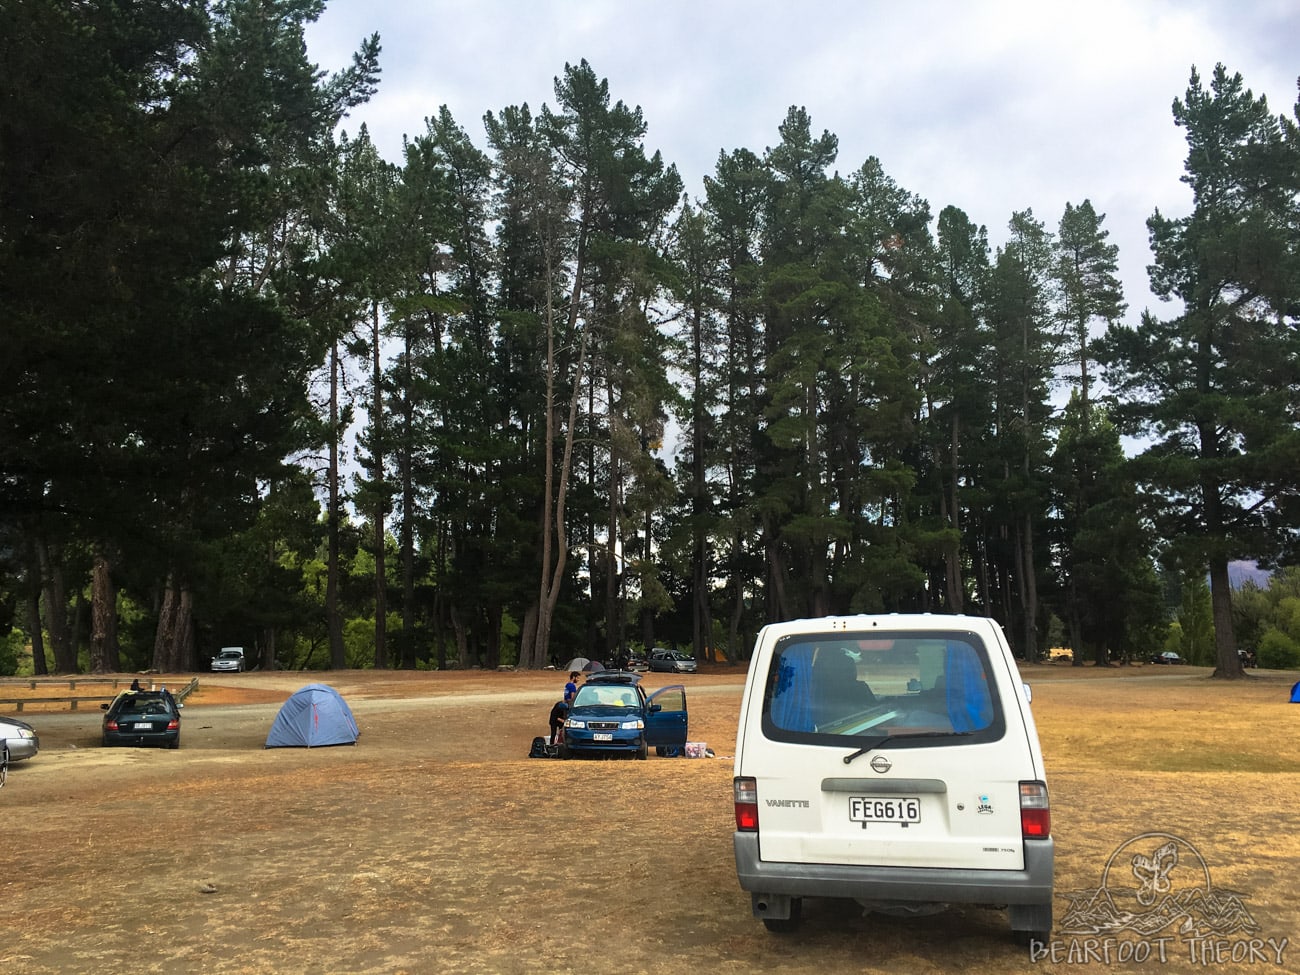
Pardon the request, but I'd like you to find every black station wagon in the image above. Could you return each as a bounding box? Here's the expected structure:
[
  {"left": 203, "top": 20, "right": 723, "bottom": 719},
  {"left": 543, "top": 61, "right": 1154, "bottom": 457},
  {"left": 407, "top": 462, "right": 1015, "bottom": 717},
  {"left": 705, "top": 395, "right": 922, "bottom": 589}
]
[{"left": 101, "top": 690, "right": 182, "bottom": 749}]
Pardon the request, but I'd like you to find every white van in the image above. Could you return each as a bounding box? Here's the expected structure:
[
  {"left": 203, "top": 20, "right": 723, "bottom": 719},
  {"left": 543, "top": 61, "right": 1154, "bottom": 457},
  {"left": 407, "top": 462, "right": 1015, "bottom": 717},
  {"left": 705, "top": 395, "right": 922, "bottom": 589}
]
[{"left": 732, "top": 614, "right": 1052, "bottom": 941}]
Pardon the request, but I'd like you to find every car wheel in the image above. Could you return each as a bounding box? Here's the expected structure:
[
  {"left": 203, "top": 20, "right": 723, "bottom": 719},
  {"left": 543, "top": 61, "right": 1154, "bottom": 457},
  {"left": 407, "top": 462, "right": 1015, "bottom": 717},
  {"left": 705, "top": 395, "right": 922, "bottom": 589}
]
[
  {"left": 558, "top": 744, "right": 571, "bottom": 760},
  {"left": 169, "top": 739, "right": 179, "bottom": 750},
  {"left": 636, "top": 737, "right": 648, "bottom": 760}
]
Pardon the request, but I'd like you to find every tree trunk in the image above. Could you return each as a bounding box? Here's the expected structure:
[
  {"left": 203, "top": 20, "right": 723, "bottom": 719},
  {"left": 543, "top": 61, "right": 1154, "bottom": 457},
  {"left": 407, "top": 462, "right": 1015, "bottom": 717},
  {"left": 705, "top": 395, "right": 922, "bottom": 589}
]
[
  {"left": 604, "top": 444, "right": 620, "bottom": 662},
  {"left": 1208, "top": 555, "right": 1244, "bottom": 678},
  {"left": 38, "top": 538, "right": 76, "bottom": 673},
  {"left": 531, "top": 237, "right": 590, "bottom": 669},
  {"left": 371, "top": 300, "right": 388, "bottom": 670},
  {"left": 765, "top": 530, "right": 792, "bottom": 621},
  {"left": 89, "top": 548, "right": 119, "bottom": 674},
  {"left": 449, "top": 605, "right": 468, "bottom": 668},
  {"left": 690, "top": 299, "right": 712, "bottom": 659},
  {"left": 693, "top": 553, "right": 710, "bottom": 661},
  {"left": 262, "top": 625, "right": 277, "bottom": 670},
  {"left": 945, "top": 411, "right": 965, "bottom": 612},
  {"left": 326, "top": 340, "right": 345, "bottom": 670},
  {"left": 23, "top": 535, "right": 48, "bottom": 675},
  {"left": 728, "top": 575, "right": 746, "bottom": 664},
  {"left": 153, "top": 575, "right": 195, "bottom": 672},
  {"left": 519, "top": 601, "right": 539, "bottom": 666},
  {"left": 1019, "top": 518, "right": 1039, "bottom": 662}
]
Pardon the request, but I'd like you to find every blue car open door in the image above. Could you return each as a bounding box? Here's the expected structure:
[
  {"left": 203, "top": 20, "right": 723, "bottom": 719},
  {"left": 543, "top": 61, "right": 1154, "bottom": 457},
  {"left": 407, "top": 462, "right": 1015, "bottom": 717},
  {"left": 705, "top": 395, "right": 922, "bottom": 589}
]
[{"left": 645, "top": 684, "right": 688, "bottom": 749}]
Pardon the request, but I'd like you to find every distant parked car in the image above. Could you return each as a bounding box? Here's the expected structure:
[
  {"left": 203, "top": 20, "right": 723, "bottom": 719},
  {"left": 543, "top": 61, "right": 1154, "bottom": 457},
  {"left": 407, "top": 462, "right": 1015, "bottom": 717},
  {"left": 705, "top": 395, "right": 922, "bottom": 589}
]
[
  {"left": 102, "top": 689, "right": 182, "bottom": 748},
  {"left": 648, "top": 649, "right": 697, "bottom": 673},
  {"left": 211, "top": 647, "right": 246, "bottom": 672},
  {"left": 1151, "top": 651, "right": 1184, "bottom": 665},
  {"left": 0, "top": 715, "right": 39, "bottom": 762}
]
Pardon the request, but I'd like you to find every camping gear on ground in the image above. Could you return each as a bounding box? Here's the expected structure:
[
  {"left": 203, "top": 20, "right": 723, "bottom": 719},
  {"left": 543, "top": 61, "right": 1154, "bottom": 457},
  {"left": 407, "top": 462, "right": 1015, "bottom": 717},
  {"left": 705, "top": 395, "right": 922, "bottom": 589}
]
[
  {"left": 582, "top": 659, "right": 605, "bottom": 672},
  {"left": 265, "top": 683, "right": 360, "bottom": 748},
  {"left": 1290, "top": 680, "right": 1300, "bottom": 703},
  {"left": 564, "top": 657, "right": 590, "bottom": 672},
  {"left": 529, "top": 736, "right": 561, "bottom": 758}
]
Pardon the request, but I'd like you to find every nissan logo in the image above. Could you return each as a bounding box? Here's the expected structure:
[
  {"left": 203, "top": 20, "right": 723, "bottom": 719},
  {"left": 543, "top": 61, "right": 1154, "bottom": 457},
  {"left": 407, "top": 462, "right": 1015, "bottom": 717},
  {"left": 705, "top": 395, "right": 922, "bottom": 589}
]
[{"left": 869, "top": 755, "right": 892, "bottom": 773}]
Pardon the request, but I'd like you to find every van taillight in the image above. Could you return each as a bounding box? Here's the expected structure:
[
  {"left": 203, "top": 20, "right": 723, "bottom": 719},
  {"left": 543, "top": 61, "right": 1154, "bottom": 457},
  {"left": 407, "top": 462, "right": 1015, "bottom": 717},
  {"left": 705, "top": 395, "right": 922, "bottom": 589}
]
[
  {"left": 1019, "top": 780, "right": 1050, "bottom": 838},
  {"left": 734, "top": 777, "right": 758, "bottom": 831}
]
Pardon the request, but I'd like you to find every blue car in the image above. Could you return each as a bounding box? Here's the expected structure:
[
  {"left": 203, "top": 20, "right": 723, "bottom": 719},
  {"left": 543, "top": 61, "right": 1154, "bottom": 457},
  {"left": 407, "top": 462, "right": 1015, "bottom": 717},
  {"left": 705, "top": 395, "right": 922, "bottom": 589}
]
[{"left": 560, "top": 671, "right": 687, "bottom": 760}]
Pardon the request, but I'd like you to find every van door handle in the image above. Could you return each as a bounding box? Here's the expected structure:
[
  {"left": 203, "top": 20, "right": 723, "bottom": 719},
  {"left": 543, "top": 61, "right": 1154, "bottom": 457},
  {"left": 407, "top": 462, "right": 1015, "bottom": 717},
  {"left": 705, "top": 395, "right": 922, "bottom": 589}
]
[{"left": 821, "top": 778, "right": 947, "bottom": 794}]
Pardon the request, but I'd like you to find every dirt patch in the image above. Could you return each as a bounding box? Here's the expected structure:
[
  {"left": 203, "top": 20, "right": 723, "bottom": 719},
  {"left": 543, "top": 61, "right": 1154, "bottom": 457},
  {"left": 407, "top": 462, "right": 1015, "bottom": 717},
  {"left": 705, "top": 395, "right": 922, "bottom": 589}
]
[{"left": 2, "top": 665, "right": 1298, "bottom": 974}]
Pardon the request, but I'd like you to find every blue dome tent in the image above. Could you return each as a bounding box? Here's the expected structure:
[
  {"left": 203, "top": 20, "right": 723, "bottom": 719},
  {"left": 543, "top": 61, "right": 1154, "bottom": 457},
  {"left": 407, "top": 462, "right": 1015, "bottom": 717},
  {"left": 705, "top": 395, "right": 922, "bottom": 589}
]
[
  {"left": 265, "top": 684, "right": 360, "bottom": 748},
  {"left": 1290, "top": 680, "right": 1300, "bottom": 704}
]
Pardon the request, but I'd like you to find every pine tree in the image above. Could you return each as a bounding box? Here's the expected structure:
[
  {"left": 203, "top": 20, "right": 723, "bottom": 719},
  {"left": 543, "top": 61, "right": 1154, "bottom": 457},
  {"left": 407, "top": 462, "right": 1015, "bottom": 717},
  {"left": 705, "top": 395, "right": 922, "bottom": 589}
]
[{"left": 1101, "top": 65, "right": 1300, "bottom": 678}]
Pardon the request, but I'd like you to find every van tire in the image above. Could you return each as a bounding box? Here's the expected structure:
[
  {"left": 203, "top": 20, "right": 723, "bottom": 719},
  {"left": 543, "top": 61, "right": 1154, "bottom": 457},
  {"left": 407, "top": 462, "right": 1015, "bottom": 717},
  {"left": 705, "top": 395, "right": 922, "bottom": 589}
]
[
  {"left": 760, "top": 898, "right": 802, "bottom": 933},
  {"left": 1012, "top": 929, "right": 1051, "bottom": 948},
  {"left": 1009, "top": 902, "right": 1052, "bottom": 946}
]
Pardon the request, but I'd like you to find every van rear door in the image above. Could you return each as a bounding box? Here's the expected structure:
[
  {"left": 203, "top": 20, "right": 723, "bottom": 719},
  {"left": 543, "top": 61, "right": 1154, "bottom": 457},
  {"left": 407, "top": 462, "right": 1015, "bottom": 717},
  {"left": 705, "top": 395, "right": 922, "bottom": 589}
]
[{"left": 740, "top": 624, "right": 1038, "bottom": 872}]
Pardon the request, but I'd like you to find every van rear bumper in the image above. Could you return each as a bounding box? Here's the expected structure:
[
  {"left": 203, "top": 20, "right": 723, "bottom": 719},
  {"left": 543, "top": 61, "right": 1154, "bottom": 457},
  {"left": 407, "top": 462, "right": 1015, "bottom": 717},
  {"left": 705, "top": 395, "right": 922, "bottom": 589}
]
[{"left": 733, "top": 832, "right": 1054, "bottom": 907}]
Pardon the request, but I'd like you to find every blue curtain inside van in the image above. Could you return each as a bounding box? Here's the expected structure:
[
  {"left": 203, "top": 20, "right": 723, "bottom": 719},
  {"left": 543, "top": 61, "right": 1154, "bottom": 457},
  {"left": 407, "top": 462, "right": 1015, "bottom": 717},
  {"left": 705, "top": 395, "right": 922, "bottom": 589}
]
[
  {"left": 944, "top": 641, "right": 993, "bottom": 732},
  {"left": 769, "top": 644, "right": 816, "bottom": 732}
]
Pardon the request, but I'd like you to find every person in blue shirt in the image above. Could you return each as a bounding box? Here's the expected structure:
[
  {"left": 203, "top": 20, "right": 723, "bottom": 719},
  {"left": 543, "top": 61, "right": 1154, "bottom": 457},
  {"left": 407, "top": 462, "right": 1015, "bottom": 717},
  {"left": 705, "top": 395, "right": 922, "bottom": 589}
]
[{"left": 564, "top": 671, "right": 580, "bottom": 705}]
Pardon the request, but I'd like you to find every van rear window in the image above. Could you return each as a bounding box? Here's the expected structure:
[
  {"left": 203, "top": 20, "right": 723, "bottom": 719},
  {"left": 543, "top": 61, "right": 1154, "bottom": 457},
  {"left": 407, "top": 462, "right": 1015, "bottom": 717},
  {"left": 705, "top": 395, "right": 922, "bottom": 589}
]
[{"left": 762, "top": 631, "right": 1004, "bottom": 745}]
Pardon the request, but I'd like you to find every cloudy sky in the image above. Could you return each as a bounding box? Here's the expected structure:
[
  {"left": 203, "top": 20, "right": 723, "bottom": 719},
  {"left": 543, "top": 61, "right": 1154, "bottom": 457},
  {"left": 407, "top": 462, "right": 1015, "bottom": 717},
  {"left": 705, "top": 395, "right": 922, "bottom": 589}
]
[{"left": 304, "top": 0, "right": 1298, "bottom": 323}]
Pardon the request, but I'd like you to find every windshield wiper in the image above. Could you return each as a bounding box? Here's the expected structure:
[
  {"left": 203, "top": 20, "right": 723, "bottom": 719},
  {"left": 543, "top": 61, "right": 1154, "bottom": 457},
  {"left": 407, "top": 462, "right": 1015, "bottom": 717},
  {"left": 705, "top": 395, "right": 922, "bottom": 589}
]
[{"left": 841, "top": 730, "right": 971, "bottom": 765}]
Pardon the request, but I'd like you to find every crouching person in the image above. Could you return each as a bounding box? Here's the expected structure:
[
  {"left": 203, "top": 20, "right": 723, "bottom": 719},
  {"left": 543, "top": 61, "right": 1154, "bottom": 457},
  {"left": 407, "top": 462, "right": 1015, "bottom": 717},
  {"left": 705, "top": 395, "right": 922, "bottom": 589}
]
[{"left": 549, "top": 701, "right": 569, "bottom": 745}]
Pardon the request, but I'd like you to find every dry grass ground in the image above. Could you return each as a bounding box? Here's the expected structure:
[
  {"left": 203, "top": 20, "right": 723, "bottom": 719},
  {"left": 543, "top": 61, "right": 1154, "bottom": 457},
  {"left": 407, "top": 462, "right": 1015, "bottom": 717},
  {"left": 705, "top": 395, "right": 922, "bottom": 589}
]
[{"left": 1, "top": 663, "right": 1298, "bottom": 975}]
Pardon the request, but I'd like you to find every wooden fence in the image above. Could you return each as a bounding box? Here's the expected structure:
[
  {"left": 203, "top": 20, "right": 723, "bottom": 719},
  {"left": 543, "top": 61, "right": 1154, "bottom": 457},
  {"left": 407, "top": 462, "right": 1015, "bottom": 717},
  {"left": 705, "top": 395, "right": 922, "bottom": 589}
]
[{"left": 0, "top": 677, "right": 199, "bottom": 713}]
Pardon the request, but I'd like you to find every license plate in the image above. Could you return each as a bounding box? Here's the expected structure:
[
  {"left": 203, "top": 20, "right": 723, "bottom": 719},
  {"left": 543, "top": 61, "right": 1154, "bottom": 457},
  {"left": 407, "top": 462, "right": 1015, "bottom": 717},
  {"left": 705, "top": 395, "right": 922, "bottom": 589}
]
[
  {"left": 593, "top": 733, "right": 613, "bottom": 741},
  {"left": 133, "top": 722, "right": 152, "bottom": 730},
  {"left": 850, "top": 796, "right": 921, "bottom": 825}
]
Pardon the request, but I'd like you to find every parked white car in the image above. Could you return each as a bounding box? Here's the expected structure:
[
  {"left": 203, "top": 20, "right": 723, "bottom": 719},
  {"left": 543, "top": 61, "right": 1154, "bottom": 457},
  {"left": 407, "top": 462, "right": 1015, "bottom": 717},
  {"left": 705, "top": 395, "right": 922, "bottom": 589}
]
[
  {"left": 0, "top": 715, "right": 40, "bottom": 762},
  {"left": 210, "top": 647, "right": 246, "bottom": 672},
  {"left": 732, "top": 614, "right": 1052, "bottom": 942}
]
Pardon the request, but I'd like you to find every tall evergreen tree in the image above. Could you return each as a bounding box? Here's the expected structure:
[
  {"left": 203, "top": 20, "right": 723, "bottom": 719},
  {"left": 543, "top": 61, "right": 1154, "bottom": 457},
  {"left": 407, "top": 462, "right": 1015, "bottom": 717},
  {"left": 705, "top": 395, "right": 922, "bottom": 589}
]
[
  {"left": 1100, "top": 64, "right": 1300, "bottom": 678},
  {"left": 0, "top": 0, "right": 380, "bottom": 671},
  {"left": 664, "top": 203, "right": 723, "bottom": 660},
  {"left": 702, "top": 148, "right": 767, "bottom": 657},
  {"left": 1050, "top": 199, "right": 1127, "bottom": 663},
  {"left": 925, "top": 206, "right": 994, "bottom": 613},
  {"left": 333, "top": 126, "right": 401, "bottom": 669},
  {"left": 983, "top": 210, "right": 1060, "bottom": 657}
]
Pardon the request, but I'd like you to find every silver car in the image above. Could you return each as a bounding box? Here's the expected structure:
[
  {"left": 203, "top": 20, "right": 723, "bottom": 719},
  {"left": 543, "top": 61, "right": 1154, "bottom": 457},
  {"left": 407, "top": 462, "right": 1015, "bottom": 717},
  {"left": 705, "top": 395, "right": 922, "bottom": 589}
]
[
  {"left": 211, "top": 647, "right": 246, "bottom": 672},
  {"left": 0, "top": 715, "right": 40, "bottom": 762},
  {"left": 648, "top": 649, "right": 698, "bottom": 673}
]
